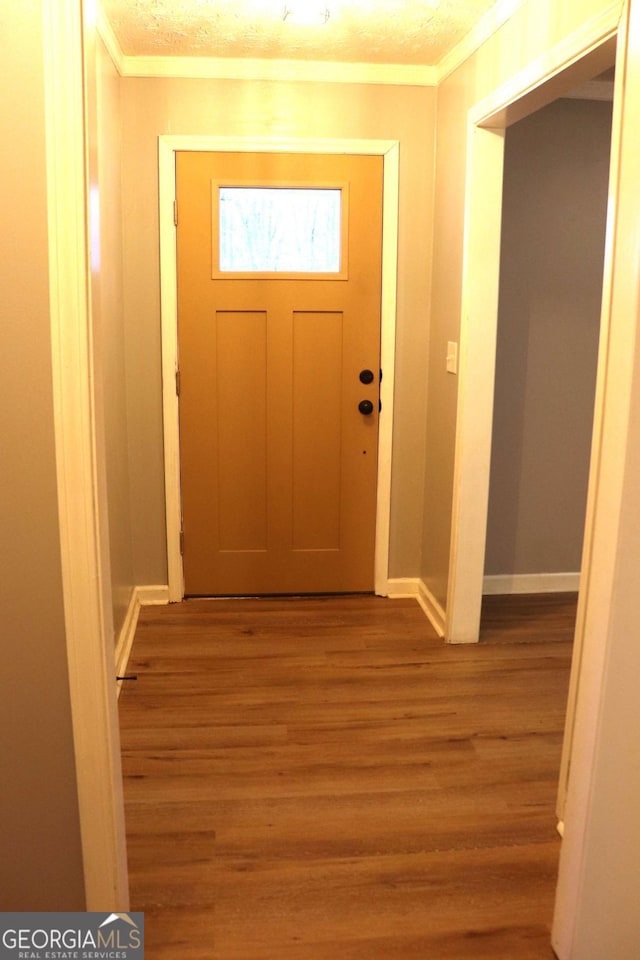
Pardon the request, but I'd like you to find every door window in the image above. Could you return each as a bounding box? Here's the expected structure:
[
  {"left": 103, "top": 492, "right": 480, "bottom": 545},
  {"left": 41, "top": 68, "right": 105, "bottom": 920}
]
[{"left": 213, "top": 183, "right": 348, "bottom": 279}]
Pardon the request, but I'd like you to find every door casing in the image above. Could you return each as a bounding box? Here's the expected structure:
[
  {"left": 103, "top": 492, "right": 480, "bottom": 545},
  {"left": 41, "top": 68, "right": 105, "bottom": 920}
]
[
  {"left": 159, "top": 136, "right": 400, "bottom": 601},
  {"left": 445, "top": 20, "right": 619, "bottom": 648},
  {"left": 441, "top": 9, "right": 624, "bottom": 956}
]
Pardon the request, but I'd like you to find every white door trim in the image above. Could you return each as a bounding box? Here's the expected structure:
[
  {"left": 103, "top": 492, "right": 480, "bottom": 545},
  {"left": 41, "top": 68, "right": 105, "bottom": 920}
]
[
  {"left": 159, "top": 136, "right": 400, "bottom": 600},
  {"left": 43, "top": 0, "right": 129, "bottom": 908},
  {"left": 445, "top": 10, "right": 620, "bottom": 645},
  {"left": 554, "top": 0, "right": 640, "bottom": 951}
]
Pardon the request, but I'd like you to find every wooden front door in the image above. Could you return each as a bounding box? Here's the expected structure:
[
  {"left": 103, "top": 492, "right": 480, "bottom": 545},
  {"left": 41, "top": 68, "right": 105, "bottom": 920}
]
[{"left": 176, "top": 151, "right": 383, "bottom": 595}]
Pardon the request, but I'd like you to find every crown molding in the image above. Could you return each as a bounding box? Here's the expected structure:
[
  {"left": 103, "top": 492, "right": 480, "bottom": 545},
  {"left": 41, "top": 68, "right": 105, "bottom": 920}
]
[
  {"left": 117, "top": 53, "right": 437, "bottom": 85},
  {"left": 96, "top": 1, "right": 125, "bottom": 74},
  {"left": 436, "top": 0, "right": 528, "bottom": 83}
]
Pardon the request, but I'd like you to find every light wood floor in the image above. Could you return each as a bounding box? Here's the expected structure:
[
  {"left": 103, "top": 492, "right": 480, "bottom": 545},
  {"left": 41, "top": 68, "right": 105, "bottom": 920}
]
[{"left": 119, "top": 595, "right": 573, "bottom": 959}]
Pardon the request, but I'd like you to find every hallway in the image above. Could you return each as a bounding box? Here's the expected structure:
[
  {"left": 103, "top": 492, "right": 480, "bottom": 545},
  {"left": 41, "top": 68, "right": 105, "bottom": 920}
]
[{"left": 119, "top": 596, "right": 571, "bottom": 958}]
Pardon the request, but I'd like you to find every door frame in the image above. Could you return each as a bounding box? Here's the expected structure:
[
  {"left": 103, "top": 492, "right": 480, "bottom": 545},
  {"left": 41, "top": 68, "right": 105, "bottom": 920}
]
[
  {"left": 159, "top": 136, "right": 400, "bottom": 601},
  {"left": 443, "top": 0, "right": 623, "bottom": 880},
  {"left": 444, "top": 0, "right": 620, "bottom": 829},
  {"left": 445, "top": 11, "right": 620, "bottom": 645},
  {"left": 44, "top": 0, "right": 129, "bottom": 907}
]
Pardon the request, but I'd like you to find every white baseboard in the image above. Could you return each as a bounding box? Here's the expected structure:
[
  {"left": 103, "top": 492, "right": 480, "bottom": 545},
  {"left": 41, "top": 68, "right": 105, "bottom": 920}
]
[
  {"left": 385, "top": 577, "right": 420, "bottom": 597},
  {"left": 382, "top": 577, "right": 445, "bottom": 637},
  {"left": 115, "top": 584, "right": 170, "bottom": 697},
  {"left": 135, "top": 584, "right": 170, "bottom": 605},
  {"left": 482, "top": 572, "right": 581, "bottom": 595},
  {"left": 417, "top": 579, "right": 446, "bottom": 637},
  {"left": 115, "top": 588, "right": 140, "bottom": 696}
]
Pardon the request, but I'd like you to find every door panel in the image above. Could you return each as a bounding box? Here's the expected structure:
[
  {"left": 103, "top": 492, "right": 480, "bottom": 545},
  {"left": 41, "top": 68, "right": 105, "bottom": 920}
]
[
  {"left": 292, "top": 311, "right": 343, "bottom": 551},
  {"left": 176, "top": 151, "right": 383, "bottom": 595},
  {"left": 216, "top": 311, "right": 268, "bottom": 552}
]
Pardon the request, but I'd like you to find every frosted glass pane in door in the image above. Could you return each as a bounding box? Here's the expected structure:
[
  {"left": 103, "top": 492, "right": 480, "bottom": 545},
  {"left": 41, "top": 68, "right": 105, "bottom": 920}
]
[{"left": 219, "top": 187, "right": 342, "bottom": 273}]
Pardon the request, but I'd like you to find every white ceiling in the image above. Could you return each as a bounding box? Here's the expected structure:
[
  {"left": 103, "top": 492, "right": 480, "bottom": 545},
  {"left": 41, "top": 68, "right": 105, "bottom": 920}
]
[{"left": 101, "top": 0, "right": 503, "bottom": 67}]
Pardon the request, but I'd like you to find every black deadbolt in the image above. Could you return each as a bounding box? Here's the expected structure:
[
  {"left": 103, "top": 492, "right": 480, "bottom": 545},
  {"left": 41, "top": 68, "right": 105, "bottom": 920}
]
[
  {"left": 358, "top": 399, "right": 374, "bottom": 416},
  {"left": 359, "top": 369, "right": 375, "bottom": 384}
]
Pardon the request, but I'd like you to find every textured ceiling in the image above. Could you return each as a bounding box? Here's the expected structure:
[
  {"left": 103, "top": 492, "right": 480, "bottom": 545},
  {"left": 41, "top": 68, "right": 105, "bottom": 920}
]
[{"left": 101, "top": 0, "right": 500, "bottom": 66}]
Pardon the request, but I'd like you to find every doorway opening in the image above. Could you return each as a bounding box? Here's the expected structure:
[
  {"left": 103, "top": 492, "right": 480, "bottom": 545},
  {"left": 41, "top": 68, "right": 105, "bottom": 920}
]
[
  {"left": 478, "top": 84, "right": 614, "bottom": 661},
  {"left": 482, "top": 93, "right": 613, "bottom": 609},
  {"left": 446, "top": 33, "right": 618, "bottom": 648}
]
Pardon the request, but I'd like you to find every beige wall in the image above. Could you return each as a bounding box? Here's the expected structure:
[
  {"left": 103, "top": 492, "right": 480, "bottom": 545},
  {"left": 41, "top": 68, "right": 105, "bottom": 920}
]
[
  {"left": 485, "top": 97, "right": 612, "bottom": 576},
  {"left": 120, "top": 77, "right": 436, "bottom": 584},
  {"left": 94, "top": 37, "right": 135, "bottom": 636},
  {"left": 421, "top": 0, "right": 622, "bottom": 608},
  {"left": 0, "top": 0, "right": 85, "bottom": 907}
]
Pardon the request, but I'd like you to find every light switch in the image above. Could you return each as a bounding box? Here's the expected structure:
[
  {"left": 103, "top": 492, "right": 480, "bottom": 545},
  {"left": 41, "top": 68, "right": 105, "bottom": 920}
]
[{"left": 446, "top": 341, "right": 458, "bottom": 375}]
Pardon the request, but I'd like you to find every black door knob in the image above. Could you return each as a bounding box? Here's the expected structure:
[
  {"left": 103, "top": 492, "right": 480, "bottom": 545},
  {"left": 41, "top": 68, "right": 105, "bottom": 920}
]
[
  {"left": 359, "top": 369, "right": 375, "bottom": 384},
  {"left": 358, "top": 399, "right": 374, "bottom": 415}
]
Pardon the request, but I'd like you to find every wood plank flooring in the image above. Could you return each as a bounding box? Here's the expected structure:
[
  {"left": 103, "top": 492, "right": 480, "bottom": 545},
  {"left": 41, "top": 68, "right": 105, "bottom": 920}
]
[
  {"left": 119, "top": 595, "right": 573, "bottom": 959},
  {"left": 480, "top": 593, "right": 578, "bottom": 644}
]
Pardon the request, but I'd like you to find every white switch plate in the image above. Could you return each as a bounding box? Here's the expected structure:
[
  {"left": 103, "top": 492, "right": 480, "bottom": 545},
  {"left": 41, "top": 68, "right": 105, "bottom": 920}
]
[{"left": 446, "top": 341, "right": 458, "bottom": 375}]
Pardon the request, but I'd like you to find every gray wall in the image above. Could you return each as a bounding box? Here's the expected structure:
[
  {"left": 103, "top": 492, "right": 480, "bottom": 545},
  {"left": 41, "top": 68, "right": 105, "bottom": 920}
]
[
  {"left": 484, "top": 97, "right": 612, "bottom": 577},
  {"left": 0, "top": 0, "right": 85, "bottom": 908}
]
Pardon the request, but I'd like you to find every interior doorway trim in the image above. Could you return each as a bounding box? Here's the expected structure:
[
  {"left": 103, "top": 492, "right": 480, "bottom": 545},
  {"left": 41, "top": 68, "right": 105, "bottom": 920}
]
[
  {"left": 445, "top": 11, "right": 619, "bottom": 645},
  {"left": 159, "top": 136, "right": 400, "bottom": 601},
  {"left": 443, "top": 9, "right": 627, "bottom": 955},
  {"left": 44, "top": 0, "right": 129, "bottom": 908}
]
